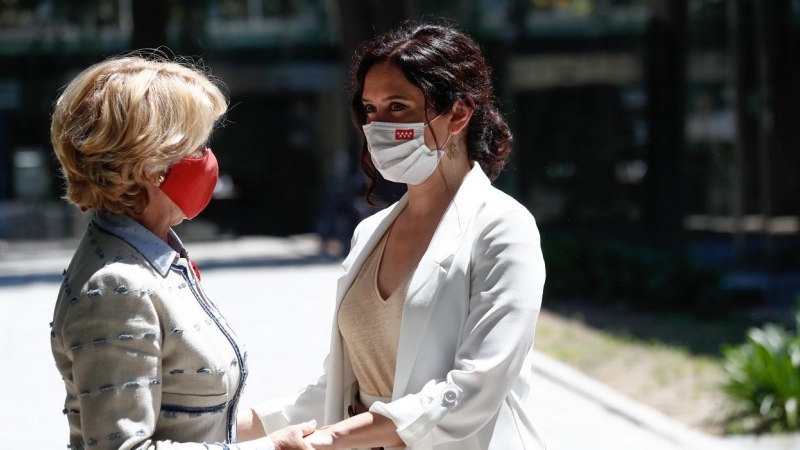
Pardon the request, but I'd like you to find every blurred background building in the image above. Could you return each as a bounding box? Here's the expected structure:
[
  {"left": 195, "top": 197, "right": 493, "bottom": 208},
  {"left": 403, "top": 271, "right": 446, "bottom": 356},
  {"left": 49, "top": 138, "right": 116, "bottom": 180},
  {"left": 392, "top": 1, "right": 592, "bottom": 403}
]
[{"left": 1, "top": 0, "right": 799, "bottom": 304}]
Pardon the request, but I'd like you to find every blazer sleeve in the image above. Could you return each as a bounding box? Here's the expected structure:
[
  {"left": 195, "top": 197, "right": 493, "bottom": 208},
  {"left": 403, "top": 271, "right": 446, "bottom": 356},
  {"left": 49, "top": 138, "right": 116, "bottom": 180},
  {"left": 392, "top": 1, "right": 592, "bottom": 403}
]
[
  {"left": 251, "top": 359, "right": 329, "bottom": 433},
  {"left": 370, "top": 208, "right": 545, "bottom": 446},
  {"left": 250, "top": 220, "right": 371, "bottom": 431},
  {"left": 56, "top": 266, "right": 247, "bottom": 450}
]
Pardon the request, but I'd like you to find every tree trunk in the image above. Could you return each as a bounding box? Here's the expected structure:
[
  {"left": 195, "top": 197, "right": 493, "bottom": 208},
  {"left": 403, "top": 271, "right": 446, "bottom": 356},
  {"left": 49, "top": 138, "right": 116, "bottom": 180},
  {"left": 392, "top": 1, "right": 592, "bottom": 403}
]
[
  {"left": 130, "top": 0, "right": 169, "bottom": 50},
  {"left": 729, "top": 0, "right": 759, "bottom": 257},
  {"left": 336, "top": 0, "right": 411, "bottom": 204},
  {"left": 336, "top": 0, "right": 411, "bottom": 62},
  {"left": 175, "top": 0, "right": 210, "bottom": 56},
  {"left": 755, "top": 0, "right": 796, "bottom": 217},
  {"left": 643, "top": 0, "right": 688, "bottom": 240}
]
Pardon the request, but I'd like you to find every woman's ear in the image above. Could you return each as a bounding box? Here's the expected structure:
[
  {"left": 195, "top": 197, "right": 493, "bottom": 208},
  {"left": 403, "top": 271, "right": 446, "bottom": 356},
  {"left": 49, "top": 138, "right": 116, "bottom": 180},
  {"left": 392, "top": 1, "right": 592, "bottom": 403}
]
[
  {"left": 449, "top": 99, "right": 474, "bottom": 136},
  {"left": 148, "top": 171, "right": 165, "bottom": 187}
]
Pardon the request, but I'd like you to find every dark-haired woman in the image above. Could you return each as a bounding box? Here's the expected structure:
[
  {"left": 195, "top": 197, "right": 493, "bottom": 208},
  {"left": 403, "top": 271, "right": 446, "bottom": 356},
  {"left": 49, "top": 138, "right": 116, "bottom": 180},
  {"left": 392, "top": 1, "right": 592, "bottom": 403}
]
[{"left": 238, "top": 23, "right": 546, "bottom": 450}]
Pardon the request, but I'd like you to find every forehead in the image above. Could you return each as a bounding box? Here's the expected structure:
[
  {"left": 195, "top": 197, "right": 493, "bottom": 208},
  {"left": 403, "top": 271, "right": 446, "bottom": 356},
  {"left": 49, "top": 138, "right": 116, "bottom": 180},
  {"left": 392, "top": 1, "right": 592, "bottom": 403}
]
[{"left": 362, "top": 62, "right": 423, "bottom": 101}]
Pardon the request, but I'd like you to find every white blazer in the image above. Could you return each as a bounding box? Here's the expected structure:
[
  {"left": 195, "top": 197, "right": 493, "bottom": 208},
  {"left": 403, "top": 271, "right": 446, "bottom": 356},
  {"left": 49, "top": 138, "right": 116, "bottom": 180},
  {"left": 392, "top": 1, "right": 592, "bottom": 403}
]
[{"left": 254, "top": 165, "right": 547, "bottom": 450}]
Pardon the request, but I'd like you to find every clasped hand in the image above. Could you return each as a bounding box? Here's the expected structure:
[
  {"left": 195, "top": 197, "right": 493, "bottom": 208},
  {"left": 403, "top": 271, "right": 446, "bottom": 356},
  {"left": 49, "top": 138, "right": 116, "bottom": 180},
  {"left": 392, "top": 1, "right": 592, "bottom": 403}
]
[
  {"left": 265, "top": 420, "right": 317, "bottom": 450},
  {"left": 302, "top": 426, "right": 337, "bottom": 450}
]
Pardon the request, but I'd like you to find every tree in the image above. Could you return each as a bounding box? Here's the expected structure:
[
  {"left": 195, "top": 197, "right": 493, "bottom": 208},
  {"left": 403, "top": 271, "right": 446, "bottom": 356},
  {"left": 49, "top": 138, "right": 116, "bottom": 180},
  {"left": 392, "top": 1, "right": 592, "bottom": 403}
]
[
  {"left": 336, "top": 0, "right": 412, "bottom": 59},
  {"left": 335, "top": 0, "right": 413, "bottom": 204},
  {"left": 130, "top": 0, "right": 169, "bottom": 50},
  {"left": 643, "top": 0, "right": 688, "bottom": 239},
  {"left": 130, "top": 0, "right": 209, "bottom": 55},
  {"left": 754, "top": 0, "right": 798, "bottom": 218},
  {"left": 729, "top": 0, "right": 760, "bottom": 256}
]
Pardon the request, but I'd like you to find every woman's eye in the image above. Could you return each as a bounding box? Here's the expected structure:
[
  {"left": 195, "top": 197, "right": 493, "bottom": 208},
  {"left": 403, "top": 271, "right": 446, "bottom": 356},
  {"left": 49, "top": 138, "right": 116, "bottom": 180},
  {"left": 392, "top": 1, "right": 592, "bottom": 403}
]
[
  {"left": 363, "top": 104, "right": 376, "bottom": 114},
  {"left": 389, "top": 103, "right": 406, "bottom": 112}
]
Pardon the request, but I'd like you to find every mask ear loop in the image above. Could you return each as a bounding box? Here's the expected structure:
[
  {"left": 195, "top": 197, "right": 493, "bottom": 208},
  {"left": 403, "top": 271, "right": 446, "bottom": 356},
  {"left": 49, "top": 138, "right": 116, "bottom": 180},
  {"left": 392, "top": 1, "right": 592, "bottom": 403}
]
[{"left": 423, "top": 98, "right": 454, "bottom": 150}]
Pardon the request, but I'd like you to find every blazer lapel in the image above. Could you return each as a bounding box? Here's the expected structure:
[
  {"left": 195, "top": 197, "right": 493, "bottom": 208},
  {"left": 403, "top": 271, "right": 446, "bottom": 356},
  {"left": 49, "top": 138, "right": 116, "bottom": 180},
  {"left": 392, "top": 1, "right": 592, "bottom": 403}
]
[
  {"left": 336, "top": 195, "right": 409, "bottom": 309},
  {"left": 325, "top": 196, "right": 409, "bottom": 423},
  {"left": 393, "top": 164, "right": 490, "bottom": 397}
]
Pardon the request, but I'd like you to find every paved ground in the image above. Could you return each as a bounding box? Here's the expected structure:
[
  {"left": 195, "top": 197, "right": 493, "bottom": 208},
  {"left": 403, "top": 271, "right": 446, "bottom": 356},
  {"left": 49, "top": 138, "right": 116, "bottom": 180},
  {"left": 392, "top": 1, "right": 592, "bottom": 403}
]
[{"left": 1, "top": 236, "right": 797, "bottom": 449}]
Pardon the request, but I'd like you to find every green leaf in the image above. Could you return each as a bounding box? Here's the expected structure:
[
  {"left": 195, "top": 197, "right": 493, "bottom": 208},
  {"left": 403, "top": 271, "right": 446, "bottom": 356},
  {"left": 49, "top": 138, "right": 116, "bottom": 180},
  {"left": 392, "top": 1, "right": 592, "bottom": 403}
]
[
  {"left": 760, "top": 394, "right": 775, "bottom": 417},
  {"left": 790, "top": 346, "right": 800, "bottom": 368},
  {"left": 722, "top": 319, "right": 800, "bottom": 432},
  {"left": 786, "top": 398, "right": 798, "bottom": 429},
  {"left": 795, "top": 313, "right": 800, "bottom": 336}
]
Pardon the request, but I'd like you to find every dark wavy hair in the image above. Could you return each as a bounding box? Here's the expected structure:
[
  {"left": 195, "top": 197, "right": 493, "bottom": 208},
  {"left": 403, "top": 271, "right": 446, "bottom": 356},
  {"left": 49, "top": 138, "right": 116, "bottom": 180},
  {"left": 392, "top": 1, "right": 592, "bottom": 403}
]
[{"left": 349, "top": 22, "right": 513, "bottom": 206}]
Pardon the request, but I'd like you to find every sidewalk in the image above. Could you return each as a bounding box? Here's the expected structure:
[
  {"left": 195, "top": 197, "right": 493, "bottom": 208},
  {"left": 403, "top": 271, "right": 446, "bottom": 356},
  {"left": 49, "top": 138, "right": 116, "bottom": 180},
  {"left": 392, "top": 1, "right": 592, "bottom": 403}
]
[{"left": 2, "top": 236, "right": 799, "bottom": 449}]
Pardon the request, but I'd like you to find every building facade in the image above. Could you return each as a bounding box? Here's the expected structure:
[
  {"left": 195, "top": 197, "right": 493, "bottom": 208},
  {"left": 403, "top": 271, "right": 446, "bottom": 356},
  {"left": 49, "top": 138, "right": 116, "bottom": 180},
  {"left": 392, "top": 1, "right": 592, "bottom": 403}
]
[{"left": 0, "top": 0, "right": 798, "bottom": 245}]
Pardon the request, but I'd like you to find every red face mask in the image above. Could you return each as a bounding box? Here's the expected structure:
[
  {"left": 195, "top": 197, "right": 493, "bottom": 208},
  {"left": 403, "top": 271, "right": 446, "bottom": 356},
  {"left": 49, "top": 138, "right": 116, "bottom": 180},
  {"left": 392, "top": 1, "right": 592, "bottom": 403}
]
[{"left": 159, "top": 148, "right": 219, "bottom": 220}]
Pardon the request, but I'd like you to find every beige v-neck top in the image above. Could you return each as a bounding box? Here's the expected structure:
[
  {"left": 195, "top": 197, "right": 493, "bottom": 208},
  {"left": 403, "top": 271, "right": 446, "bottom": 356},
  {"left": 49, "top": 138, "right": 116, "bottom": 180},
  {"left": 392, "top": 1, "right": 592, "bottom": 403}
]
[{"left": 337, "top": 229, "right": 416, "bottom": 398}]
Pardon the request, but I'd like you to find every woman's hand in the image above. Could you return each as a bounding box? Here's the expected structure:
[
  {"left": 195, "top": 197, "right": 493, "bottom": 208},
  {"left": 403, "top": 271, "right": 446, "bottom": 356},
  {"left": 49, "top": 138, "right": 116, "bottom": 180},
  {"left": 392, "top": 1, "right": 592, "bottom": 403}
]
[
  {"left": 302, "top": 412, "right": 402, "bottom": 450},
  {"left": 268, "top": 421, "right": 318, "bottom": 450},
  {"left": 303, "top": 428, "right": 337, "bottom": 450}
]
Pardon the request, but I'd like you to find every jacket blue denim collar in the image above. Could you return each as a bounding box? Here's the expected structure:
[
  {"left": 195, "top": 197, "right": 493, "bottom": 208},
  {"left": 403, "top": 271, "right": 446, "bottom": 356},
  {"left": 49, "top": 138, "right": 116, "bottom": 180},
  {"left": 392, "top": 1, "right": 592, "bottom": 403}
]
[{"left": 91, "top": 210, "right": 184, "bottom": 277}]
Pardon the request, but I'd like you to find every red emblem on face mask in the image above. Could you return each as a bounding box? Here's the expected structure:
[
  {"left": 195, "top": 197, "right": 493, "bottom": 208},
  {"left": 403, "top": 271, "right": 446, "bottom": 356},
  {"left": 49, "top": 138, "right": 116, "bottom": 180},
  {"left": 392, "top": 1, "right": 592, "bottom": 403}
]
[{"left": 395, "top": 129, "right": 414, "bottom": 140}]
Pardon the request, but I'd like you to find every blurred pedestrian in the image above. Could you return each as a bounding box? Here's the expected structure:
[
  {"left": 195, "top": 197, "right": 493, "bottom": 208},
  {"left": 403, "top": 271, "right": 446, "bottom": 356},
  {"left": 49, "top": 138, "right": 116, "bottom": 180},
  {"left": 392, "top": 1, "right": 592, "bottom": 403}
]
[
  {"left": 314, "top": 153, "right": 368, "bottom": 258},
  {"left": 238, "top": 23, "right": 547, "bottom": 450},
  {"left": 50, "top": 54, "right": 315, "bottom": 450}
]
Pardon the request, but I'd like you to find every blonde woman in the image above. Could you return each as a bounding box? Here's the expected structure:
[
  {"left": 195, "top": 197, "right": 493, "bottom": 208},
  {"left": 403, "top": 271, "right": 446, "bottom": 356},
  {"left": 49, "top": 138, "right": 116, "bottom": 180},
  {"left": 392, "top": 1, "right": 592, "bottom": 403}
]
[{"left": 50, "top": 55, "right": 315, "bottom": 450}]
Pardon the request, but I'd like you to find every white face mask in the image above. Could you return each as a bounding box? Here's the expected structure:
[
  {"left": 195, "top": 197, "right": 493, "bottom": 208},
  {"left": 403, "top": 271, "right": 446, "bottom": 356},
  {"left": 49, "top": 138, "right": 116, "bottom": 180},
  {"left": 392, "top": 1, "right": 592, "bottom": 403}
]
[{"left": 362, "top": 115, "right": 452, "bottom": 185}]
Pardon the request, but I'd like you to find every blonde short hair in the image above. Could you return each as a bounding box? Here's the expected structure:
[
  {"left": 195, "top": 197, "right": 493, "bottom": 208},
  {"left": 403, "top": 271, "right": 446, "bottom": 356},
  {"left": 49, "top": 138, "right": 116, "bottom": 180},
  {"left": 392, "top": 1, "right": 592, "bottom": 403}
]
[{"left": 51, "top": 54, "right": 227, "bottom": 215}]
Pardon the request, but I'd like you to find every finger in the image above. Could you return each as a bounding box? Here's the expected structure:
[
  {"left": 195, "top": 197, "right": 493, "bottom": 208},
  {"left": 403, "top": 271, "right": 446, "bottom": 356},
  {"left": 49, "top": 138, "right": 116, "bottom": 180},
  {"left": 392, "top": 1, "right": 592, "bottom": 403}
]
[{"left": 298, "top": 419, "right": 317, "bottom": 436}]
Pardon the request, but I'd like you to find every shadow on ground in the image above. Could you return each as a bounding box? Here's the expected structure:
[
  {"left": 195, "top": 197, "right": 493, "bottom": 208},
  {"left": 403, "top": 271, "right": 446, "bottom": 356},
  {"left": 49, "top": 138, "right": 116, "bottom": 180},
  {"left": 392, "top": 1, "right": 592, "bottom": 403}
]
[
  {"left": 543, "top": 299, "right": 795, "bottom": 357},
  {"left": 0, "top": 255, "right": 342, "bottom": 288}
]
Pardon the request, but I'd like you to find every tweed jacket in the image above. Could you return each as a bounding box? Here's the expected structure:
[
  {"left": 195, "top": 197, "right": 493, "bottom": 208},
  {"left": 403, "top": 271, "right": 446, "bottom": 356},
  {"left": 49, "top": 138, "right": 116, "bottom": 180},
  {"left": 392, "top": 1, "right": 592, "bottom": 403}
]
[
  {"left": 51, "top": 211, "right": 249, "bottom": 450},
  {"left": 254, "top": 165, "right": 547, "bottom": 450}
]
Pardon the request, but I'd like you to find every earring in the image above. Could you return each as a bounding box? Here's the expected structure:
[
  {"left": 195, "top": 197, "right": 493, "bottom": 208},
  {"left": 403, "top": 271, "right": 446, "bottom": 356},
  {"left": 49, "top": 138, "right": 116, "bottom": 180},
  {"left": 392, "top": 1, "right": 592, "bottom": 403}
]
[
  {"left": 157, "top": 174, "right": 165, "bottom": 185},
  {"left": 446, "top": 140, "right": 459, "bottom": 161}
]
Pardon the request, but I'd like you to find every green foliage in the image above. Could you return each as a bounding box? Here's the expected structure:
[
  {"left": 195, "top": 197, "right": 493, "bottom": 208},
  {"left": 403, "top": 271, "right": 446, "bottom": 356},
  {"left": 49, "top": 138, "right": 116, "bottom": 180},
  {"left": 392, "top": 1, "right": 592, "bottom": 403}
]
[
  {"left": 721, "top": 316, "right": 800, "bottom": 434},
  {"left": 541, "top": 234, "right": 723, "bottom": 315}
]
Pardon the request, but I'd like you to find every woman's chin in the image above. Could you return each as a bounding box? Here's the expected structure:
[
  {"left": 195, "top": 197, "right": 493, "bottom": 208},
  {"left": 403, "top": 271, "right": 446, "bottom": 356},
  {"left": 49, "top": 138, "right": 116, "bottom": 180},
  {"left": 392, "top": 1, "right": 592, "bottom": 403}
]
[{"left": 172, "top": 216, "right": 186, "bottom": 227}]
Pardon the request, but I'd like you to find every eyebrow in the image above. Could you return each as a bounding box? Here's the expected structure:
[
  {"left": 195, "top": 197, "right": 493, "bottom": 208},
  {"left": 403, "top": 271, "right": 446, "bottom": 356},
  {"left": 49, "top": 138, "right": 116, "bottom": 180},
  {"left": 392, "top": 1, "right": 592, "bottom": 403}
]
[{"left": 361, "top": 94, "right": 412, "bottom": 103}]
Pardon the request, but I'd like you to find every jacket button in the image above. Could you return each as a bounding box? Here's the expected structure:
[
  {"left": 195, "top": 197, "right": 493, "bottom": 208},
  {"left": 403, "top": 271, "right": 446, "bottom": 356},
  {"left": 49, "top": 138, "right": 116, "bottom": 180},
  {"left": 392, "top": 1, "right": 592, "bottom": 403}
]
[{"left": 443, "top": 390, "right": 458, "bottom": 404}]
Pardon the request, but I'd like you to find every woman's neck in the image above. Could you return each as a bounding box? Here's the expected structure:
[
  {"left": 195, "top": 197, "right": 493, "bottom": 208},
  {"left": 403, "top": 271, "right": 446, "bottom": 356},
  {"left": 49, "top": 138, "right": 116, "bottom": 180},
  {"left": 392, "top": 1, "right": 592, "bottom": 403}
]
[
  {"left": 404, "top": 158, "right": 471, "bottom": 219},
  {"left": 126, "top": 185, "right": 183, "bottom": 243},
  {"left": 127, "top": 208, "right": 173, "bottom": 242}
]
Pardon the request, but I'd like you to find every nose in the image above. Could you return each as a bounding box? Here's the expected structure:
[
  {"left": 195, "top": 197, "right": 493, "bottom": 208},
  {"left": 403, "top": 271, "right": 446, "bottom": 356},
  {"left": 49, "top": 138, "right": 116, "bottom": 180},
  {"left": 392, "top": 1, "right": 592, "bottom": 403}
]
[
  {"left": 366, "top": 108, "right": 394, "bottom": 124},
  {"left": 365, "top": 114, "right": 383, "bottom": 125}
]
